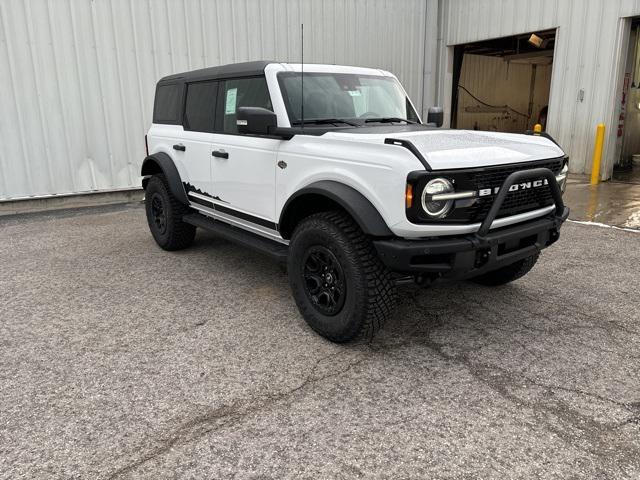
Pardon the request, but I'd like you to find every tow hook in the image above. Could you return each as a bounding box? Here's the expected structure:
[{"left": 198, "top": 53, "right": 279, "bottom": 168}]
[{"left": 475, "top": 249, "right": 491, "bottom": 268}]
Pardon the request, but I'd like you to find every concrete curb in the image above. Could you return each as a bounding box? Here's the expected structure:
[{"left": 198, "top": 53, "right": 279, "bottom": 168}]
[{"left": 0, "top": 189, "right": 144, "bottom": 217}]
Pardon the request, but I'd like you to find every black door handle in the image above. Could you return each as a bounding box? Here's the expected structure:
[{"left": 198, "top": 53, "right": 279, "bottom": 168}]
[
  {"left": 173, "top": 144, "right": 186, "bottom": 151},
  {"left": 212, "top": 150, "right": 229, "bottom": 159}
]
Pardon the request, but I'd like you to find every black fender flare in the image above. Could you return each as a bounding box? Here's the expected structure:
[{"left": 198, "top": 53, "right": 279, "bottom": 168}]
[
  {"left": 141, "top": 153, "right": 189, "bottom": 205},
  {"left": 524, "top": 130, "right": 562, "bottom": 148},
  {"left": 280, "top": 180, "right": 393, "bottom": 237}
]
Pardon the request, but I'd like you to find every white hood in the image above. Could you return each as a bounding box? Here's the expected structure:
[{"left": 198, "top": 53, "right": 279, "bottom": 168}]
[{"left": 327, "top": 129, "right": 565, "bottom": 170}]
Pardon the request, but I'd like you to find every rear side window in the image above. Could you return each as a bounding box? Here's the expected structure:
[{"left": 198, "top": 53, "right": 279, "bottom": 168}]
[
  {"left": 219, "top": 77, "right": 272, "bottom": 134},
  {"left": 184, "top": 81, "right": 218, "bottom": 133},
  {"left": 153, "top": 83, "right": 182, "bottom": 124}
]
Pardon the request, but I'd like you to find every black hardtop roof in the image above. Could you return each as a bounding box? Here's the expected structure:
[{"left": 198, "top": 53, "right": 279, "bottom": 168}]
[{"left": 157, "top": 60, "right": 276, "bottom": 85}]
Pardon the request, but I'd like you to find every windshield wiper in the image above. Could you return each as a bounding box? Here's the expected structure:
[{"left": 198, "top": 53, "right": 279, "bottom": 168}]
[
  {"left": 292, "top": 118, "right": 360, "bottom": 127},
  {"left": 364, "top": 117, "right": 417, "bottom": 124}
]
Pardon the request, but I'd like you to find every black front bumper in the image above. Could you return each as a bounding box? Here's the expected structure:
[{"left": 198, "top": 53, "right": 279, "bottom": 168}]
[{"left": 373, "top": 167, "right": 570, "bottom": 279}]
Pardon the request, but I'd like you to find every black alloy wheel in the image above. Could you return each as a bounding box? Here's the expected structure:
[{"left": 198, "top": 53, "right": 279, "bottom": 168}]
[
  {"left": 150, "top": 193, "right": 167, "bottom": 234},
  {"left": 302, "top": 246, "right": 346, "bottom": 316}
]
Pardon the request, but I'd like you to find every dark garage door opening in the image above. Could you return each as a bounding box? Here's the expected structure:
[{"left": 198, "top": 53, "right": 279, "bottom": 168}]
[
  {"left": 612, "top": 18, "right": 640, "bottom": 183},
  {"left": 451, "top": 30, "right": 556, "bottom": 134}
]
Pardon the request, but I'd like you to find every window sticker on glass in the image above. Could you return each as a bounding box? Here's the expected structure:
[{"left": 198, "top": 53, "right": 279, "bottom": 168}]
[{"left": 225, "top": 88, "right": 238, "bottom": 115}]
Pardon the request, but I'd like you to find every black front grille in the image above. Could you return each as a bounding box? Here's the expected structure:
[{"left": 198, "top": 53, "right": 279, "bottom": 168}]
[
  {"left": 471, "top": 158, "right": 563, "bottom": 189},
  {"left": 467, "top": 158, "right": 564, "bottom": 222},
  {"left": 406, "top": 157, "right": 565, "bottom": 225}
]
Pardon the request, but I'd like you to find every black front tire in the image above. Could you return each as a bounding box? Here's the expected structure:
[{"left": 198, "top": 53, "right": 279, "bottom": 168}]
[
  {"left": 288, "top": 211, "right": 397, "bottom": 343},
  {"left": 471, "top": 253, "right": 539, "bottom": 286},
  {"left": 144, "top": 174, "right": 196, "bottom": 251}
]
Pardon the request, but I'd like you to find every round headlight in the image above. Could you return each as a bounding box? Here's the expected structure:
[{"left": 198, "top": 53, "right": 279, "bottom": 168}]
[
  {"left": 556, "top": 163, "right": 569, "bottom": 192},
  {"left": 421, "top": 178, "right": 454, "bottom": 218}
]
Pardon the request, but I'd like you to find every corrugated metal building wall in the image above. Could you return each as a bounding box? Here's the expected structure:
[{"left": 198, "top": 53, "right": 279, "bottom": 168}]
[
  {"left": 0, "top": 0, "right": 430, "bottom": 200},
  {"left": 3, "top": 0, "right": 640, "bottom": 201},
  {"left": 440, "top": 0, "right": 640, "bottom": 178}
]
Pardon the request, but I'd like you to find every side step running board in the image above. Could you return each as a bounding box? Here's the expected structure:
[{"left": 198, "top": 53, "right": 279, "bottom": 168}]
[
  {"left": 182, "top": 213, "right": 289, "bottom": 263},
  {"left": 183, "top": 213, "right": 288, "bottom": 262}
]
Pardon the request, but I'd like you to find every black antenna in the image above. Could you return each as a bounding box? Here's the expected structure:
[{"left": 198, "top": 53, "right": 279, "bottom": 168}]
[{"left": 301, "top": 23, "right": 304, "bottom": 128}]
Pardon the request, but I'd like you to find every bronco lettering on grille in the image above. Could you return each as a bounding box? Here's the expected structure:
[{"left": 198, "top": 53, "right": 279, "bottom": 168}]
[{"left": 478, "top": 178, "right": 549, "bottom": 197}]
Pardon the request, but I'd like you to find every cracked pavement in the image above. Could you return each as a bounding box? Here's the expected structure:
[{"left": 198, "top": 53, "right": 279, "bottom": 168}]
[{"left": 1, "top": 204, "right": 639, "bottom": 479}]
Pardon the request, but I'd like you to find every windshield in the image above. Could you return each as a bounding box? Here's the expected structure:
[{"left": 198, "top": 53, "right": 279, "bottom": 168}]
[{"left": 278, "top": 72, "right": 420, "bottom": 126}]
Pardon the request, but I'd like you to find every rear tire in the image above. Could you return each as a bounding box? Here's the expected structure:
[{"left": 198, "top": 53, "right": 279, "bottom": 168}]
[
  {"left": 471, "top": 253, "right": 539, "bottom": 286},
  {"left": 287, "top": 211, "right": 397, "bottom": 343},
  {"left": 144, "top": 174, "right": 196, "bottom": 251}
]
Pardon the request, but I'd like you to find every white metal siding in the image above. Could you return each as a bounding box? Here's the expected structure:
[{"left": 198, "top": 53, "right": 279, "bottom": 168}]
[
  {"left": 0, "top": 0, "right": 428, "bottom": 200},
  {"left": 443, "top": 0, "right": 640, "bottom": 177},
  {"left": 4, "top": 0, "right": 639, "bottom": 199}
]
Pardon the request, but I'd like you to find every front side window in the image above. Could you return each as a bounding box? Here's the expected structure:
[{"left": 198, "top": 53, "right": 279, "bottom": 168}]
[
  {"left": 220, "top": 77, "right": 272, "bottom": 134},
  {"left": 278, "top": 72, "right": 419, "bottom": 125},
  {"left": 183, "top": 81, "right": 218, "bottom": 133}
]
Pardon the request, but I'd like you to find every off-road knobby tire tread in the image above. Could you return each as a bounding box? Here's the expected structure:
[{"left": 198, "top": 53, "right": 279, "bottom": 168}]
[
  {"left": 289, "top": 211, "right": 397, "bottom": 342},
  {"left": 472, "top": 253, "right": 540, "bottom": 286},
  {"left": 145, "top": 174, "right": 196, "bottom": 251}
]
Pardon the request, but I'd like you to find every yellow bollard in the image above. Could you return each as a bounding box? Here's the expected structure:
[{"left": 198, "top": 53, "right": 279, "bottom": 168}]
[
  {"left": 533, "top": 123, "right": 542, "bottom": 134},
  {"left": 590, "top": 123, "right": 605, "bottom": 185}
]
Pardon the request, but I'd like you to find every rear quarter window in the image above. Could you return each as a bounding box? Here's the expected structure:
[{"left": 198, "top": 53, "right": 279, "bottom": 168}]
[{"left": 153, "top": 83, "right": 183, "bottom": 124}]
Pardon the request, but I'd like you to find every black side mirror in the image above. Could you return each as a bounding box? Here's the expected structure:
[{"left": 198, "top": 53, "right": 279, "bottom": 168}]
[
  {"left": 427, "top": 107, "right": 444, "bottom": 128},
  {"left": 237, "top": 107, "right": 277, "bottom": 135}
]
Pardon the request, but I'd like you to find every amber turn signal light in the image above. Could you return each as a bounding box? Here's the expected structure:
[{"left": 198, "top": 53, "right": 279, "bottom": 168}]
[{"left": 405, "top": 183, "right": 413, "bottom": 209}]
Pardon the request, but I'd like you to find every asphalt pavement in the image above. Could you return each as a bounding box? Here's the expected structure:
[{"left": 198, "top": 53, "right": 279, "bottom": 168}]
[{"left": 1, "top": 204, "right": 639, "bottom": 479}]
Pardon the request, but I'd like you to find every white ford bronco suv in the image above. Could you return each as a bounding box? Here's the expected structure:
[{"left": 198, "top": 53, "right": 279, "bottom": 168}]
[{"left": 142, "top": 61, "right": 569, "bottom": 342}]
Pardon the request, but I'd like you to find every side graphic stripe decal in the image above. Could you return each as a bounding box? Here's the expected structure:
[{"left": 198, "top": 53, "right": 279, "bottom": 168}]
[
  {"left": 187, "top": 190, "right": 277, "bottom": 231},
  {"left": 188, "top": 192, "right": 215, "bottom": 208},
  {"left": 214, "top": 203, "right": 278, "bottom": 230}
]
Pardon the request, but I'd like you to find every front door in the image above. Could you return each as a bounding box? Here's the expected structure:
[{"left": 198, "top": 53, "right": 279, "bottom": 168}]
[{"left": 211, "top": 77, "right": 281, "bottom": 232}]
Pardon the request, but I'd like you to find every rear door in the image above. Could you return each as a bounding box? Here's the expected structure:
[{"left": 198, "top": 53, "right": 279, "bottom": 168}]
[
  {"left": 210, "top": 77, "right": 281, "bottom": 231},
  {"left": 180, "top": 81, "right": 218, "bottom": 206}
]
